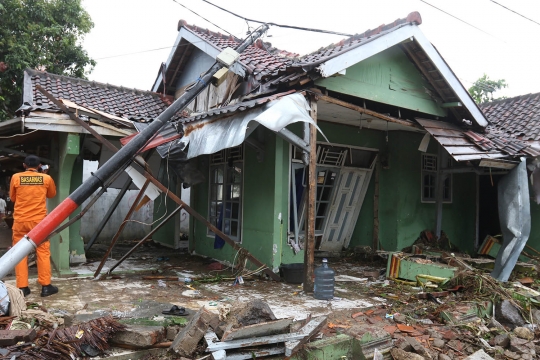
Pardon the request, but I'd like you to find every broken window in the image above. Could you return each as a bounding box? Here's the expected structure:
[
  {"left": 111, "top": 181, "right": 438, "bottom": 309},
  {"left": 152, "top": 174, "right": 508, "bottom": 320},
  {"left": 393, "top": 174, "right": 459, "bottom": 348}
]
[
  {"left": 290, "top": 143, "right": 377, "bottom": 247},
  {"left": 208, "top": 146, "right": 243, "bottom": 244},
  {"left": 421, "top": 153, "right": 452, "bottom": 203}
]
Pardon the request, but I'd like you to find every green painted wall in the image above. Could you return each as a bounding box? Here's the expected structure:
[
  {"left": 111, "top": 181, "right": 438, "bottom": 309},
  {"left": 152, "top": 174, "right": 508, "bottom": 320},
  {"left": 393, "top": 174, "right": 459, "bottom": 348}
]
[
  {"left": 153, "top": 158, "right": 180, "bottom": 247},
  {"left": 189, "top": 122, "right": 478, "bottom": 268},
  {"left": 316, "top": 46, "right": 447, "bottom": 117},
  {"left": 190, "top": 130, "right": 289, "bottom": 271},
  {"left": 49, "top": 133, "right": 79, "bottom": 275},
  {"left": 68, "top": 155, "right": 85, "bottom": 259}
]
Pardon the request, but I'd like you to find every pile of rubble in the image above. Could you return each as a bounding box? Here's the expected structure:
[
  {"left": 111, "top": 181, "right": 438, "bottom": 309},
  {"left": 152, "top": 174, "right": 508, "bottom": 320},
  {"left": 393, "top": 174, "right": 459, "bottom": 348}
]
[{"left": 169, "top": 299, "right": 327, "bottom": 359}]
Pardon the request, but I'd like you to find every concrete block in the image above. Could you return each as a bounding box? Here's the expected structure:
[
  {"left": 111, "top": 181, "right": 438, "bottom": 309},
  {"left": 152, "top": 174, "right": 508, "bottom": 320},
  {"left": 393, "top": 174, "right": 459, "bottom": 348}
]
[
  {"left": 170, "top": 307, "right": 219, "bottom": 357},
  {"left": 112, "top": 325, "right": 165, "bottom": 348},
  {"left": 406, "top": 336, "right": 432, "bottom": 359},
  {"left": 386, "top": 252, "right": 457, "bottom": 281},
  {"left": 166, "top": 325, "right": 180, "bottom": 341}
]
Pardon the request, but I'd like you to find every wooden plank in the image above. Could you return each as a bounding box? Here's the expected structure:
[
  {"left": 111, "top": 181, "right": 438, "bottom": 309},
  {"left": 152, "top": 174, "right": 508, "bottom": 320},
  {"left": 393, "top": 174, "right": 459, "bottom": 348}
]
[
  {"left": 284, "top": 317, "right": 327, "bottom": 357},
  {"left": 89, "top": 107, "right": 135, "bottom": 128},
  {"left": 478, "top": 159, "right": 518, "bottom": 169},
  {"left": 62, "top": 99, "right": 135, "bottom": 128},
  {"left": 89, "top": 119, "right": 135, "bottom": 136},
  {"left": 221, "top": 319, "right": 293, "bottom": 341},
  {"left": 206, "top": 332, "right": 306, "bottom": 351},
  {"left": 317, "top": 95, "right": 418, "bottom": 128},
  {"left": 25, "top": 122, "right": 127, "bottom": 137},
  {"left": 225, "top": 345, "right": 285, "bottom": 360},
  {"left": 304, "top": 97, "right": 317, "bottom": 293}
]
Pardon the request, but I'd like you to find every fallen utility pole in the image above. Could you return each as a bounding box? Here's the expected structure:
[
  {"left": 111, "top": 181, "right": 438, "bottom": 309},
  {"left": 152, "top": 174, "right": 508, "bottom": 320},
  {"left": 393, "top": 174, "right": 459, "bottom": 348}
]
[
  {"left": 37, "top": 79, "right": 280, "bottom": 281},
  {"left": 0, "top": 24, "right": 270, "bottom": 281}
]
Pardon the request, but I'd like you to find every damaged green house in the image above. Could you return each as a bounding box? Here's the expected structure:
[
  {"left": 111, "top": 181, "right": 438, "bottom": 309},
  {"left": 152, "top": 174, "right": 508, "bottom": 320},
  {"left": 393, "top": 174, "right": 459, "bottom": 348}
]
[{"left": 145, "top": 11, "right": 539, "bottom": 273}]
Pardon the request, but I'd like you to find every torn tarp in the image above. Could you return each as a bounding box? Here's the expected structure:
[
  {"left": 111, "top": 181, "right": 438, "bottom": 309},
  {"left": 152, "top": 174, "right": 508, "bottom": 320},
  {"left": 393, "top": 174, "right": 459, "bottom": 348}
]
[
  {"left": 179, "top": 93, "right": 318, "bottom": 159},
  {"left": 491, "top": 159, "right": 531, "bottom": 282}
]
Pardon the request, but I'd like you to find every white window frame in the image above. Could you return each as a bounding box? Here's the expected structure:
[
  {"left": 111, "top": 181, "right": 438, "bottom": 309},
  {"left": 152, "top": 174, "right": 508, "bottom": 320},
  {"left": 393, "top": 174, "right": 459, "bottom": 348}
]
[
  {"left": 421, "top": 153, "right": 452, "bottom": 203},
  {"left": 207, "top": 145, "right": 244, "bottom": 242}
]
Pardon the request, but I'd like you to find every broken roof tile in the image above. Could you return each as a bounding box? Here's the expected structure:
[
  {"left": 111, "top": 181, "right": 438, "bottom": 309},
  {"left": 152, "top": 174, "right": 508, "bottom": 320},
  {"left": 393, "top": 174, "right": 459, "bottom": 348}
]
[{"left": 20, "top": 69, "right": 173, "bottom": 122}]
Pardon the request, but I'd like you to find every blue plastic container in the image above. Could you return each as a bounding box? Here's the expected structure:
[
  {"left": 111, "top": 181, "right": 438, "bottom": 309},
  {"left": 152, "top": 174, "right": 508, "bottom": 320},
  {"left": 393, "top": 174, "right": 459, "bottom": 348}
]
[{"left": 313, "top": 258, "right": 335, "bottom": 300}]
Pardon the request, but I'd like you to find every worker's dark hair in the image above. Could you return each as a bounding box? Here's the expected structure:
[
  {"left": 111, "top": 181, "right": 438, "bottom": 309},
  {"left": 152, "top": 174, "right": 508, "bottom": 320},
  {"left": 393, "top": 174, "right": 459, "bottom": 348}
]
[{"left": 24, "top": 155, "right": 40, "bottom": 168}]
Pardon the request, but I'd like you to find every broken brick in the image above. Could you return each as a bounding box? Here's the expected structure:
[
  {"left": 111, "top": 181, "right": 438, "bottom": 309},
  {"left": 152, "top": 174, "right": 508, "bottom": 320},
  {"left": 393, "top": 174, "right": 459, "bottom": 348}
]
[
  {"left": 351, "top": 312, "right": 364, "bottom": 319},
  {"left": 442, "top": 330, "right": 458, "bottom": 340},
  {"left": 397, "top": 324, "right": 415, "bottom": 333},
  {"left": 0, "top": 329, "right": 37, "bottom": 346},
  {"left": 384, "top": 325, "right": 398, "bottom": 335},
  {"left": 112, "top": 325, "right": 165, "bottom": 348}
]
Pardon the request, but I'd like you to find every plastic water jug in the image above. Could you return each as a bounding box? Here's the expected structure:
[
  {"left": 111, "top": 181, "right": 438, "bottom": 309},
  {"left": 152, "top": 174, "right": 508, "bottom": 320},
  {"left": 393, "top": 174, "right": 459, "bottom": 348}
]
[{"left": 313, "top": 258, "right": 335, "bottom": 300}]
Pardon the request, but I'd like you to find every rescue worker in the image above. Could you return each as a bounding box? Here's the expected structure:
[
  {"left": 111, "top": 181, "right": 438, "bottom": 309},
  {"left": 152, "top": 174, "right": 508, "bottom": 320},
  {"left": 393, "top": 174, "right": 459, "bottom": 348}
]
[{"left": 10, "top": 155, "right": 58, "bottom": 297}]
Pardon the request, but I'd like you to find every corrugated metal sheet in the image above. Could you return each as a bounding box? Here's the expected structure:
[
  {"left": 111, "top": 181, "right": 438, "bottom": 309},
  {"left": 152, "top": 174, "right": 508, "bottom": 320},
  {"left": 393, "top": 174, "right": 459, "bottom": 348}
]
[{"left": 416, "top": 118, "right": 540, "bottom": 166}]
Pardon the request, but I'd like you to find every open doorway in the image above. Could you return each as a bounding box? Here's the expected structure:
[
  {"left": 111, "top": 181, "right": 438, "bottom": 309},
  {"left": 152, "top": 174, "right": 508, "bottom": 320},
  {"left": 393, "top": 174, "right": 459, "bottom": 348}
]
[{"left": 478, "top": 174, "right": 504, "bottom": 244}]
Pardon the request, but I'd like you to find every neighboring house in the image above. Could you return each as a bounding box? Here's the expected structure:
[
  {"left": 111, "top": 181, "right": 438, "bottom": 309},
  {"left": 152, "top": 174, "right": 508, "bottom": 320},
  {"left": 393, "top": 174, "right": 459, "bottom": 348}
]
[
  {"left": 147, "top": 12, "right": 539, "bottom": 272},
  {"left": 2, "top": 69, "right": 170, "bottom": 275},
  {"left": 480, "top": 93, "right": 540, "bottom": 251}
]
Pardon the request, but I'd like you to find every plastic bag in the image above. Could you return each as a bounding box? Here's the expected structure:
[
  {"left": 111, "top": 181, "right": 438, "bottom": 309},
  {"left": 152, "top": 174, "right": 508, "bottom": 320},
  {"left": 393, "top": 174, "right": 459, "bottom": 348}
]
[{"left": 373, "top": 348, "right": 383, "bottom": 360}]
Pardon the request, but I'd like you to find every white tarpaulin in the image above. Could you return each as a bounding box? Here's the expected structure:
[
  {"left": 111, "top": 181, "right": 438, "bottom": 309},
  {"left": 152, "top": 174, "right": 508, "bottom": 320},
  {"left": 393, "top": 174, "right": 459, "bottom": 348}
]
[{"left": 181, "top": 93, "right": 319, "bottom": 159}]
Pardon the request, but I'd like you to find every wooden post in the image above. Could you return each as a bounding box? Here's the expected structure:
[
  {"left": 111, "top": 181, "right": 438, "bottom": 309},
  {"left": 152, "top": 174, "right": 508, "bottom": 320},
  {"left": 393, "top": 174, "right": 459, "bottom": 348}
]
[
  {"left": 372, "top": 159, "right": 380, "bottom": 250},
  {"left": 303, "top": 96, "right": 317, "bottom": 292},
  {"left": 434, "top": 145, "right": 447, "bottom": 238}
]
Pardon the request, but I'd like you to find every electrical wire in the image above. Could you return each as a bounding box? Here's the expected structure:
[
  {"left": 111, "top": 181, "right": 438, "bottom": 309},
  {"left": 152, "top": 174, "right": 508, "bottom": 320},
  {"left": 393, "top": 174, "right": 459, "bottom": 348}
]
[
  {"left": 419, "top": 0, "right": 501, "bottom": 40},
  {"left": 201, "top": 0, "right": 353, "bottom": 37},
  {"left": 171, "top": 0, "right": 234, "bottom": 37},
  {"left": 489, "top": 0, "right": 540, "bottom": 27}
]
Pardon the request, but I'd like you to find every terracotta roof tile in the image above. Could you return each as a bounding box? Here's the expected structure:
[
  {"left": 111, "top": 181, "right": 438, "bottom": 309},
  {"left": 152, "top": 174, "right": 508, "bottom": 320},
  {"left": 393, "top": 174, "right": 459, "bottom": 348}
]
[
  {"left": 480, "top": 93, "right": 540, "bottom": 141},
  {"left": 178, "top": 12, "right": 422, "bottom": 81},
  {"left": 178, "top": 20, "right": 298, "bottom": 81},
  {"left": 21, "top": 69, "right": 173, "bottom": 122}
]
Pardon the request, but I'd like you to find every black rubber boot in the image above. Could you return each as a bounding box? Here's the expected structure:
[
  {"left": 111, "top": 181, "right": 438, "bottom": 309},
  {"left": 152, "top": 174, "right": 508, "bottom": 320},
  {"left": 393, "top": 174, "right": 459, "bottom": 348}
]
[
  {"left": 19, "top": 287, "right": 30, "bottom": 297},
  {"left": 40, "top": 284, "right": 58, "bottom": 297}
]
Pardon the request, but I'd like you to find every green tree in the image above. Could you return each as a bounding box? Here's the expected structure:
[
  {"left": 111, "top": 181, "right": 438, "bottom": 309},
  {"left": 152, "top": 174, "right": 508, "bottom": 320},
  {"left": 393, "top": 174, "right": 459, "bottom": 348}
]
[
  {"left": 0, "top": 0, "right": 95, "bottom": 120},
  {"left": 468, "top": 74, "right": 507, "bottom": 104}
]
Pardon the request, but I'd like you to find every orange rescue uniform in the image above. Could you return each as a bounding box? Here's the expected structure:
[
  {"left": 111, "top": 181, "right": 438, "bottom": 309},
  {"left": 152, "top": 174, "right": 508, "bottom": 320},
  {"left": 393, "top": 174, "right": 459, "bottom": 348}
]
[{"left": 10, "top": 169, "right": 56, "bottom": 288}]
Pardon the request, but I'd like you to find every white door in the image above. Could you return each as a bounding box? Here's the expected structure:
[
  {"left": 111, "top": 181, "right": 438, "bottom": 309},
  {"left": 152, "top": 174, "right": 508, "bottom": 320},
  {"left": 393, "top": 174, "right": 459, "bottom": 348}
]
[{"left": 319, "top": 168, "right": 372, "bottom": 252}]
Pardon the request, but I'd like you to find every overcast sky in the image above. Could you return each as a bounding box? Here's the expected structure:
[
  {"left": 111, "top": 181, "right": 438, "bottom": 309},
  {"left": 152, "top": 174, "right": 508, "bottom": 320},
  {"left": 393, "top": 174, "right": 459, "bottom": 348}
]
[{"left": 81, "top": 0, "right": 540, "bottom": 99}]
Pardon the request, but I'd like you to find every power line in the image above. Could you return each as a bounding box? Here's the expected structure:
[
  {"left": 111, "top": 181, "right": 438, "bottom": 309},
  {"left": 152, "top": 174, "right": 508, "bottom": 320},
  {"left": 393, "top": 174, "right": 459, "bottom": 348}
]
[
  {"left": 171, "top": 0, "right": 234, "bottom": 37},
  {"left": 489, "top": 0, "right": 540, "bottom": 27},
  {"left": 201, "top": 0, "right": 353, "bottom": 37},
  {"left": 419, "top": 0, "right": 500, "bottom": 40}
]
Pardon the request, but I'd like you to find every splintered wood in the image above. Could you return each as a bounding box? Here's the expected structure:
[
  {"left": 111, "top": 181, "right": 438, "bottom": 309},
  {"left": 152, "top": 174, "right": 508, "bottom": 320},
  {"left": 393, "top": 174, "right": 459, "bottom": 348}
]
[{"left": 1, "top": 316, "right": 125, "bottom": 359}]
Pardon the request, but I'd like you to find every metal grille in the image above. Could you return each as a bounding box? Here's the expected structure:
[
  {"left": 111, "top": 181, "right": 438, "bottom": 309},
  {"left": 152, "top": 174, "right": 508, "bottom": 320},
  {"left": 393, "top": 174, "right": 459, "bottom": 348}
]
[
  {"left": 210, "top": 146, "right": 244, "bottom": 164},
  {"left": 228, "top": 146, "right": 243, "bottom": 161},
  {"left": 210, "top": 150, "right": 226, "bottom": 164},
  {"left": 422, "top": 154, "right": 437, "bottom": 171},
  {"left": 317, "top": 146, "right": 347, "bottom": 167}
]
